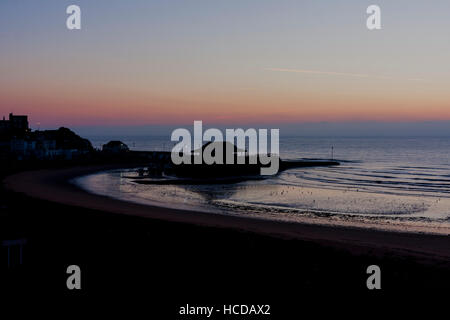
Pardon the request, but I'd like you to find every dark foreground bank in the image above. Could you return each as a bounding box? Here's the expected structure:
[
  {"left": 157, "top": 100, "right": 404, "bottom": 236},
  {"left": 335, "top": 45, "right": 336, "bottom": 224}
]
[{"left": 0, "top": 167, "right": 449, "bottom": 313}]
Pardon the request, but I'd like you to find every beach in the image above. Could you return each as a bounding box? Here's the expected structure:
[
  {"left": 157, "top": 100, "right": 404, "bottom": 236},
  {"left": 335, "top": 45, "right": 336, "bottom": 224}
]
[
  {"left": 4, "top": 165, "right": 450, "bottom": 260},
  {"left": 0, "top": 164, "right": 448, "bottom": 303}
]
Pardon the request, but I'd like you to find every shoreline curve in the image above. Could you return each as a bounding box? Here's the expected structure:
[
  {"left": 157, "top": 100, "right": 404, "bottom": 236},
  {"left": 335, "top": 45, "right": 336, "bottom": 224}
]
[{"left": 3, "top": 165, "right": 450, "bottom": 261}]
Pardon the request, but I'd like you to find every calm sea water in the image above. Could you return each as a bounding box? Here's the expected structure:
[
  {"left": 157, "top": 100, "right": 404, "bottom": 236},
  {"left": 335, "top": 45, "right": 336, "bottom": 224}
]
[{"left": 76, "top": 136, "right": 450, "bottom": 234}]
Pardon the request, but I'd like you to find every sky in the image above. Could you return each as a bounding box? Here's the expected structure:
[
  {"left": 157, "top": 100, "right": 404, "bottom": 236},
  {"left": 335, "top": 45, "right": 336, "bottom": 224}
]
[{"left": 1, "top": 0, "right": 450, "bottom": 135}]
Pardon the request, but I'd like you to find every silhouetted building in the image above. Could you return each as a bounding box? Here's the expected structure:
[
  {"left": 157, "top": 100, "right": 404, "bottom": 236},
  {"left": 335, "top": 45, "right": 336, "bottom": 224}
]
[
  {"left": 0, "top": 113, "right": 29, "bottom": 134},
  {"left": 102, "top": 141, "right": 129, "bottom": 153},
  {"left": 1, "top": 113, "right": 93, "bottom": 160}
]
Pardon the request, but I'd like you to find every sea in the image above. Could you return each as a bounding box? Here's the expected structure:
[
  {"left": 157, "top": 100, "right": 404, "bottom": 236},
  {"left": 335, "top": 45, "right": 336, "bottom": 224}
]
[{"left": 74, "top": 136, "right": 450, "bottom": 234}]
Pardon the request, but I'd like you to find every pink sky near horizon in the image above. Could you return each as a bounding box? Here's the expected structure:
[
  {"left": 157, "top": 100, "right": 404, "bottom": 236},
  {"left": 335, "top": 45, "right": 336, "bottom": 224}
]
[{"left": 2, "top": 71, "right": 449, "bottom": 128}]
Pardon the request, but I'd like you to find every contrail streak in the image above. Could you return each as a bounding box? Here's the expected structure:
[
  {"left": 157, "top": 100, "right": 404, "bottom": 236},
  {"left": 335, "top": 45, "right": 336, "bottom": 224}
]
[{"left": 266, "top": 68, "right": 425, "bottom": 82}]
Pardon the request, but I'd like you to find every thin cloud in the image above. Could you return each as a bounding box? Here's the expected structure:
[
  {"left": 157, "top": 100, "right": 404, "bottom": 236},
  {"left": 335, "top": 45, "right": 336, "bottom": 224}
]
[{"left": 266, "top": 68, "right": 426, "bottom": 82}]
